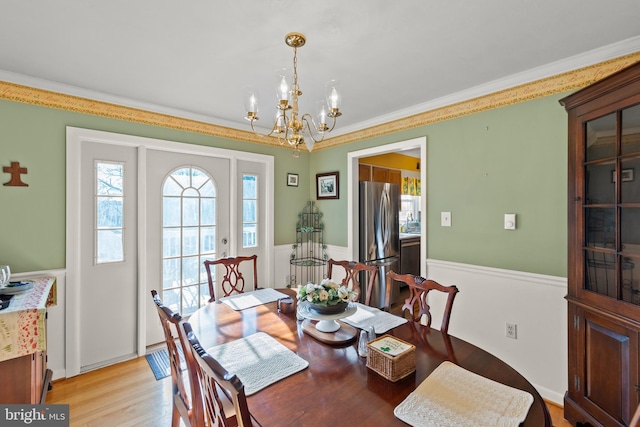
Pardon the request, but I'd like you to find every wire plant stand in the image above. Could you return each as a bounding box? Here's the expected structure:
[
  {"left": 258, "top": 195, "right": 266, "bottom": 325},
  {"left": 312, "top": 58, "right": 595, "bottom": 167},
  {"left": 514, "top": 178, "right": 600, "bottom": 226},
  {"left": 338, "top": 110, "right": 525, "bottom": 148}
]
[{"left": 290, "top": 201, "right": 328, "bottom": 287}]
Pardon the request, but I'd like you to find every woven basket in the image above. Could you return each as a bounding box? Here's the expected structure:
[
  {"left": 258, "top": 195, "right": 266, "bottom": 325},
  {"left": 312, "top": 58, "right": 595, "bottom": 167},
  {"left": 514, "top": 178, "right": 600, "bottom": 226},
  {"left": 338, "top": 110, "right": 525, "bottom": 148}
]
[{"left": 366, "top": 334, "right": 416, "bottom": 382}]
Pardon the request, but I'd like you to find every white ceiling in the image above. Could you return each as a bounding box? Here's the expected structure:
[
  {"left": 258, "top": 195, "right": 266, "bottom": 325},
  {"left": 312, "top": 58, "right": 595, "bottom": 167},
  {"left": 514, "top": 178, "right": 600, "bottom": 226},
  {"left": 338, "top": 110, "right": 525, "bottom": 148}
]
[{"left": 1, "top": 1, "right": 639, "bottom": 138}]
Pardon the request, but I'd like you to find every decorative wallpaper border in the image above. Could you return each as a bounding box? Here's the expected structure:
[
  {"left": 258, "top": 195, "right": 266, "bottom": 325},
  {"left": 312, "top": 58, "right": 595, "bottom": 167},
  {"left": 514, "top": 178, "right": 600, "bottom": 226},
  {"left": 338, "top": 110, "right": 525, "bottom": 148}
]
[{"left": 1, "top": 51, "right": 640, "bottom": 151}]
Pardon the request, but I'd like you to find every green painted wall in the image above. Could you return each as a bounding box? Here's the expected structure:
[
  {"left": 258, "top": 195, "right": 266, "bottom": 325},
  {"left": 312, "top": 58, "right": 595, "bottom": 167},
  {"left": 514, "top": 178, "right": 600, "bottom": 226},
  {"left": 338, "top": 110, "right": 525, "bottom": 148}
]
[
  {"left": 0, "top": 92, "right": 569, "bottom": 277},
  {"left": 310, "top": 94, "right": 569, "bottom": 277},
  {"left": 0, "top": 99, "right": 310, "bottom": 272}
]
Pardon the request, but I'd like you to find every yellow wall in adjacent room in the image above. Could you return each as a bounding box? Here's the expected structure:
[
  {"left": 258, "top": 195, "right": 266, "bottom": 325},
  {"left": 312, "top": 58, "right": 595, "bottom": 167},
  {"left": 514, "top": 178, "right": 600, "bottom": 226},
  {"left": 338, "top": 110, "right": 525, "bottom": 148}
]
[{"left": 359, "top": 153, "right": 420, "bottom": 172}]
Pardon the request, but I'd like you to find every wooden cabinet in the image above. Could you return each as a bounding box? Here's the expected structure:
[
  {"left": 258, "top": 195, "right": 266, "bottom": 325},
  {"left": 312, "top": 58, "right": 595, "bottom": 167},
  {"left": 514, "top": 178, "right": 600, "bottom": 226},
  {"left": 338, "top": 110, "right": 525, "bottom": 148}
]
[
  {"left": 358, "top": 164, "right": 372, "bottom": 181},
  {"left": 359, "top": 164, "right": 402, "bottom": 185},
  {"left": 0, "top": 349, "right": 48, "bottom": 404},
  {"left": 561, "top": 62, "right": 640, "bottom": 427}
]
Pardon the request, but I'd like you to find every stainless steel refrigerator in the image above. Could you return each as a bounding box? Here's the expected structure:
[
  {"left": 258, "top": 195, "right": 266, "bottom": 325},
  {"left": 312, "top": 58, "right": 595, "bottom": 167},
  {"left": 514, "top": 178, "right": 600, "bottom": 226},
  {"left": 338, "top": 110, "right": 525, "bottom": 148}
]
[{"left": 359, "top": 181, "right": 400, "bottom": 308}]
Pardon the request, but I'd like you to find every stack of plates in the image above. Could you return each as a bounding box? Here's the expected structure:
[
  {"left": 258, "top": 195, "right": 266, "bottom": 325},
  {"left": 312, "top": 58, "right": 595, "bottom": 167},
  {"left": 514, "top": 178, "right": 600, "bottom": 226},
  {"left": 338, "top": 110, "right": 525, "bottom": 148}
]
[{"left": 0, "top": 280, "right": 34, "bottom": 295}]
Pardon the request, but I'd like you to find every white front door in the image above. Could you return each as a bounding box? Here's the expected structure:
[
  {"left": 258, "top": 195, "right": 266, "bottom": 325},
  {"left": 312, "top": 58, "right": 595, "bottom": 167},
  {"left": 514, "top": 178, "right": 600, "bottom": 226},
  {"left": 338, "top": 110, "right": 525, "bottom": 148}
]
[{"left": 144, "top": 149, "right": 230, "bottom": 346}]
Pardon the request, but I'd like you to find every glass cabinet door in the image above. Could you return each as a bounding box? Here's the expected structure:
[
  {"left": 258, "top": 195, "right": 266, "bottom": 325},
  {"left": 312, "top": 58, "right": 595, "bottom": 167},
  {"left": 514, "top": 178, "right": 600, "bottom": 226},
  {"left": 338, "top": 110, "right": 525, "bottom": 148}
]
[{"left": 583, "top": 103, "right": 640, "bottom": 304}]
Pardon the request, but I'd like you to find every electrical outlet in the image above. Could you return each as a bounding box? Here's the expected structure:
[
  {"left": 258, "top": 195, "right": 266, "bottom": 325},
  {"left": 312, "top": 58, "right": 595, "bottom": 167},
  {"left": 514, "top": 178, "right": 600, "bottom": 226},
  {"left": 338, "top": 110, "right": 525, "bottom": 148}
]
[{"left": 506, "top": 323, "right": 517, "bottom": 339}]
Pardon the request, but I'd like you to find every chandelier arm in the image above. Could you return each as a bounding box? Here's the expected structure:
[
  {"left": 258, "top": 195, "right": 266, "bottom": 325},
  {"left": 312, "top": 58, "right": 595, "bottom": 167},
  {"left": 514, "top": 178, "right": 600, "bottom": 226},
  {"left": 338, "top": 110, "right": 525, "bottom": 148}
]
[
  {"left": 249, "top": 116, "right": 284, "bottom": 139},
  {"left": 300, "top": 114, "right": 326, "bottom": 144},
  {"left": 324, "top": 115, "right": 339, "bottom": 133}
]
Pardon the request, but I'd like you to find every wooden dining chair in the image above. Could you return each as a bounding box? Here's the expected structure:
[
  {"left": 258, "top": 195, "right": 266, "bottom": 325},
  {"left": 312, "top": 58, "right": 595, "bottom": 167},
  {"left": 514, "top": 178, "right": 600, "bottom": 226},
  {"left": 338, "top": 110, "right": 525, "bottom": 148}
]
[
  {"left": 327, "top": 259, "right": 377, "bottom": 305},
  {"left": 385, "top": 271, "right": 459, "bottom": 334},
  {"left": 181, "top": 321, "right": 255, "bottom": 427},
  {"left": 204, "top": 255, "right": 258, "bottom": 302},
  {"left": 151, "top": 290, "right": 204, "bottom": 427}
]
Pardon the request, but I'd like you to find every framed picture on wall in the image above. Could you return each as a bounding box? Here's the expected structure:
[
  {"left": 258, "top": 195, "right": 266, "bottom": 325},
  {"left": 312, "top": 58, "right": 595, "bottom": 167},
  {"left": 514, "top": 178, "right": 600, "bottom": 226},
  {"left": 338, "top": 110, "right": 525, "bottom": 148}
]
[
  {"left": 287, "top": 173, "right": 299, "bottom": 187},
  {"left": 316, "top": 171, "right": 339, "bottom": 200}
]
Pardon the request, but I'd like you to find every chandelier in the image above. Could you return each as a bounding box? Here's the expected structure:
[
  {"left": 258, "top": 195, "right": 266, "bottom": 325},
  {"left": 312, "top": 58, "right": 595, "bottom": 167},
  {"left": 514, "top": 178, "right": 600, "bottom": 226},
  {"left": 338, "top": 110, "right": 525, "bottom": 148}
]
[{"left": 244, "top": 32, "right": 342, "bottom": 158}]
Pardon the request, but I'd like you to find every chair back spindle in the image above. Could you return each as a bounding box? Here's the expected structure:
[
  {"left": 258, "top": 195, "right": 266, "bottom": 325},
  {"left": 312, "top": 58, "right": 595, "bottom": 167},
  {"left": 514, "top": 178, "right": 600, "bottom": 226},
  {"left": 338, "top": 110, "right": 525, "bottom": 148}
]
[
  {"left": 327, "top": 259, "right": 377, "bottom": 306},
  {"left": 204, "top": 255, "right": 258, "bottom": 302}
]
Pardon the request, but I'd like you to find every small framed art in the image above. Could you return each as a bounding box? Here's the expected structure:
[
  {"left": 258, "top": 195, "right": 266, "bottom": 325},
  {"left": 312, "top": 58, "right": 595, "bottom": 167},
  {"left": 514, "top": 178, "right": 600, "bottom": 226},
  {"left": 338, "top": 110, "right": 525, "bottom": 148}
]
[
  {"left": 287, "top": 173, "right": 299, "bottom": 187},
  {"left": 316, "top": 171, "right": 339, "bottom": 200}
]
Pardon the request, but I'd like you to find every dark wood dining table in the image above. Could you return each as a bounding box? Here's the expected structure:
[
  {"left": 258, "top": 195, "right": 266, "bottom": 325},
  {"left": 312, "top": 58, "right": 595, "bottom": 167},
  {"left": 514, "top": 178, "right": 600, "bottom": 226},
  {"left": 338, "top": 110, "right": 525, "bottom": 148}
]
[{"left": 188, "top": 289, "right": 552, "bottom": 427}]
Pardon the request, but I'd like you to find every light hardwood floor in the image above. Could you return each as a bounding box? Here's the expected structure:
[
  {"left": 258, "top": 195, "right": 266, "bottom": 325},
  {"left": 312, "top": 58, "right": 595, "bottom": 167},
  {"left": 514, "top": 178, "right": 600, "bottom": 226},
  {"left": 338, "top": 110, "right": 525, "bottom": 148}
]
[{"left": 47, "top": 354, "right": 571, "bottom": 426}]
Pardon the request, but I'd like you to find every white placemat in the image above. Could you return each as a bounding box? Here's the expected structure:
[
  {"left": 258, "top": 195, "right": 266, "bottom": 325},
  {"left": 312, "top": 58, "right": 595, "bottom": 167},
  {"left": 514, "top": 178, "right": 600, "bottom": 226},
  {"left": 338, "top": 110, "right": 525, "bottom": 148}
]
[
  {"left": 206, "top": 332, "right": 308, "bottom": 396},
  {"left": 341, "top": 302, "right": 408, "bottom": 333},
  {"left": 219, "top": 288, "right": 289, "bottom": 310},
  {"left": 394, "top": 361, "right": 534, "bottom": 427}
]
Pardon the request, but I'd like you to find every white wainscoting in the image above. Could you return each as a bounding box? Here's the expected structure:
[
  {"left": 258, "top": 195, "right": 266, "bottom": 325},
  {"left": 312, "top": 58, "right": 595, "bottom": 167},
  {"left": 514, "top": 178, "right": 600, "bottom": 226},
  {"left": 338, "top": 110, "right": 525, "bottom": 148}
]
[
  {"left": 426, "top": 259, "right": 567, "bottom": 404},
  {"left": 11, "top": 269, "right": 66, "bottom": 380},
  {"left": 273, "top": 248, "right": 568, "bottom": 404}
]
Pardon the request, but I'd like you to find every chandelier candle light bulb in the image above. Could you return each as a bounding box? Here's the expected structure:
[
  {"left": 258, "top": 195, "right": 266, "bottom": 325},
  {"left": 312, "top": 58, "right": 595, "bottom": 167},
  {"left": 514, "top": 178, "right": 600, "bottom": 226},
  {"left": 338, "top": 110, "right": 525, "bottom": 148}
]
[{"left": 244, "top": 32, "right": 343, "bottom": 157}]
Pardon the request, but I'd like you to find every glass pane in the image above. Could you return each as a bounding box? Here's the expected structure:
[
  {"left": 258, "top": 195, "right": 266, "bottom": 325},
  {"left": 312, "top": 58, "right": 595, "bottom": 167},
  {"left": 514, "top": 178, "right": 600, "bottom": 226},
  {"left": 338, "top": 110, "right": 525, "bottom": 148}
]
[
  {"left": 200, "top": 283, "right": 211, "bottom": 304},
  {"left": 163, "top": 258, "right": 181, "bottom": 289},
  {"left": 183, "top": 187, "right": 199, "bottom": 198},
  {"left": 97, "top": 229, "right": 123, "bottom": 263},
  {"left": 202, "top": 260, "right": 216, "bottom": 283},
  {"left": 621, "top": 207, "right": 640, "bottom": 255},
  {"left": 585, "top": 162, "right": 615, "bottom": 205},
  {"left": 163, "top": 227, "right": 181, "bottom": 257},
  {"left": 182, "top": 197, "right": 199, "bottom": 226},
  {"left": 586, "top": 113, "right": 616, "bottom": 161},
  {"left": 162, "top": 288, "right": 181, "bottom": 313},
  {"left": 163, "top": 197, "right": 180, "bottom": 226},
  {"left": 96, "top": 163, "right": 123, "bottom": 196},
  {"left": 201, "top": 198, "right": 216, "bottom": 225},
  {"left": 192, "top": 169, "right": 210, "bottom": 190},
  {"left": 182, "top": 256, "right": 199, "bottom": 286},
  {"left": 182, "top": 227, "right": 199, "bottom": 256},
  {"left": 201, "top": 226, "right": 216, "bottom": 254},
  {"left": 620, "top": 157, "right": 640, "bottom": 203},
  {"left": 585, "top": 208, "right": 615, "bottom": 249},
  {"left": 243, "top": 200, "right": 257, "bottom": 222},
  {"left": 621, "top": 255, "right": 639, "bottom": 305},
  {"left": 243, "top": 223, "right": 257, "bottom": 248},
  {"left": 584, "top": 250, "right": 616, "bottom": 298},
  {"left": 161, "top": 166, "right": 215, "bottom": 316},
  {"left": 163, "top": 178, "right": 182, "bottom": 196},
  {"left": 97, "top": 197, "right": 123, "bottom": 228},
  {"left": 171, "top": 168, "right": 191, "bottom": 188},
  {"left": 182, "top": 285, "right": 200, "bottom": 316},
  {"left": 243, "top": 175, "right": 257, "bottom": 198},
  {"left": 200, "top": 180, "right": 216, "bottom": 197},
  {"left": 621, "top": 103, "right": 640, "bottom": 155}
]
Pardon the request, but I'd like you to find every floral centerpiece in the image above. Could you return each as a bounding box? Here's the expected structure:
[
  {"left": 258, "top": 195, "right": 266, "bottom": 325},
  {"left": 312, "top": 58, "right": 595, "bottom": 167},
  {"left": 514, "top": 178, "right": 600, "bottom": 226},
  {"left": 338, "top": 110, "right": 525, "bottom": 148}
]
[{"left": 297, "top": 278, "right": 357, "bottom": 314}]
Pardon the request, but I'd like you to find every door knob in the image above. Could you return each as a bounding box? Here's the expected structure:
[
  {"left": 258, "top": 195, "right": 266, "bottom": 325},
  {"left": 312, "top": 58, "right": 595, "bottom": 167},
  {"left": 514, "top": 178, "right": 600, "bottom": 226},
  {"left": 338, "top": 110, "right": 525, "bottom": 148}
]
[{"left": 222, "top": 238, "right": 228, "bottom": 244}]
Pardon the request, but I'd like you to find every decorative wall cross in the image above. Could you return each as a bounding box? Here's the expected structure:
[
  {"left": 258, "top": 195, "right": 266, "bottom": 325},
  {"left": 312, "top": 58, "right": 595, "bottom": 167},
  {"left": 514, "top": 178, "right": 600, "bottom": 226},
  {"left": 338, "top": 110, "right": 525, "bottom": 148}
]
[{"left": 3, "top": 161, "right": 29, "bottom": 186}]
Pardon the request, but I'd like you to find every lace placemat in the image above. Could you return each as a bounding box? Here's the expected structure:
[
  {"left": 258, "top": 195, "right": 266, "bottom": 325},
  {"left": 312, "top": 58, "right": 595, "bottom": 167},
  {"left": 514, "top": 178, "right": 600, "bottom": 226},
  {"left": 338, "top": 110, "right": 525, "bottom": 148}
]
[
  {"left": 219, "top": 288, "right": 289, "bottom": 311},
  {"left": 394, "top": 361, "right": 534, "bottom": 427},
  {"left": 341, "top": 302, "right": 408, "bottom": 333},
  {"left": 207, "top": 332, "right": 308, "bottom": 395}
]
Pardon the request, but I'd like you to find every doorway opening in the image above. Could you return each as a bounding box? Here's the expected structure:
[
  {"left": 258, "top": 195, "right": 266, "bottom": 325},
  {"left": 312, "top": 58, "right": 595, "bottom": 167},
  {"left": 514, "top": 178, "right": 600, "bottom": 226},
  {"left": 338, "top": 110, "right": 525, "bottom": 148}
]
[{"left": 346, "top": 137, "right": 427, "bottom": 277}]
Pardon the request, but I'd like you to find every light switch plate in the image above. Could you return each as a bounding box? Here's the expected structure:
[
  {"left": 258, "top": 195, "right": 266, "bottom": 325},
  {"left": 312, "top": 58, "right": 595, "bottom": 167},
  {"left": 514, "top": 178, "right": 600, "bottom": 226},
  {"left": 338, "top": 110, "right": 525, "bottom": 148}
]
[
  {"left": 441, "top": 212, "right": 451, "bottom": 227},
  {"left": 504, "top": 213, "right": 516, "bottom": 230}
]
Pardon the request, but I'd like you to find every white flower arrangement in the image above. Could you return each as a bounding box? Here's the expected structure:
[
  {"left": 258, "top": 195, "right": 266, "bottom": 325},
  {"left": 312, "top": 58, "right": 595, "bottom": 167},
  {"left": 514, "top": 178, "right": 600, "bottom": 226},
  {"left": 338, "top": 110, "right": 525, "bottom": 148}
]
[{"left": 297, "top": 278, "right": 357, "bottom": 306}]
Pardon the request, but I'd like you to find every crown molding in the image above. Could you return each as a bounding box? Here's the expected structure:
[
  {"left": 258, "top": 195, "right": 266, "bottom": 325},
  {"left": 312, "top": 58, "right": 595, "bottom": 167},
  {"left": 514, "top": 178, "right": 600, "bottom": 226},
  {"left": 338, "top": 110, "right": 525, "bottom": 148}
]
[
  {"left": 321, "top": 50, "right": 640, "bottom": 149},
  {"left": 1, "top": 49, "right": 640, "bottom": 151}
]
